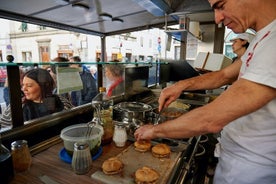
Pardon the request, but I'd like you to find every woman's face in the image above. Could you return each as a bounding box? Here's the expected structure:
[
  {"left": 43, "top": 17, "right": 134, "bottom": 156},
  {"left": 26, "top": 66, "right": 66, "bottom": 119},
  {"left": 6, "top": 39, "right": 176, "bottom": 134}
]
[
  {"left": 105, "top": 67, "right": 115, "bottom": 81},
  {"left": 231, "top": 39, "right": 246, "bottom": 54},
  {"left": 22, "top": 76, "right": 42, "bottom": 103}
]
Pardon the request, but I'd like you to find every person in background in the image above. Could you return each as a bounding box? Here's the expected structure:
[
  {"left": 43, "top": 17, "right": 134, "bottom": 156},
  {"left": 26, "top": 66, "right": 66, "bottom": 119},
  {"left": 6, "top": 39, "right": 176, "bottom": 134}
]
[
  {"left": 3, "top": 67, "right": 25, "bottom": 107},
  {"left": 104, "top": 60, "right": 124, "bottom": 97},
  {"left": 230, "top": 32, "right": 255, "bottom": 62},
  {"left": 91, "top": 57, "right": 100, "bottom": 80},
  {"left": 69, "top": 56, "right": 97, "bottom": 106},
  {"left": 224, "top": 32, "right": 255, "bottom": 91},
  {"left": 2, "top": 56, "right": 26, "bottom": 115},
  {"left": 135, "top": 0, "right": 276, "bottom": 183},
  {"left": 21, "top": 68, "right": 64, "bottom": 121},
  {"left": 89, "top": 65, "right": 97, "bottom": 80},
  {"left": 0, "top": 68, "right": 73, "bottom": 130},
  {"left": 2, "top": 55, "right": 15, "bottom": 108}
]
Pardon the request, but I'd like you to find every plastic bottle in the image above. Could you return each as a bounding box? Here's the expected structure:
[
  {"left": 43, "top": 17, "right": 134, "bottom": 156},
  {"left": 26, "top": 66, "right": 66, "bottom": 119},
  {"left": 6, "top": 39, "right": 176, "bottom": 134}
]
[
  {"left": 92, "top": 87, "right": 114, "bottom": 145},
  {"left": 0, "top": 135, "right": 14, "bottom": 184}
]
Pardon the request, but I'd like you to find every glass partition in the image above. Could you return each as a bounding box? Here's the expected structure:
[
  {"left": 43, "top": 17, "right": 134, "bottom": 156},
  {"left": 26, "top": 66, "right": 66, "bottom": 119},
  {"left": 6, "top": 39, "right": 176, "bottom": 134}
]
[{"left": 0, "top": 18, "right": 169, "bottom": 132}]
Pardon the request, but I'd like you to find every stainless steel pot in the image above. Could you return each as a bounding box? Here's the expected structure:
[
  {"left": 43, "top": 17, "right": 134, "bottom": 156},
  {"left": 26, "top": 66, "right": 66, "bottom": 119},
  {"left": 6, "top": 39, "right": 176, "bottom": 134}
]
[{"left": 113, "top": 102, "right": 152, "bottom": 122}]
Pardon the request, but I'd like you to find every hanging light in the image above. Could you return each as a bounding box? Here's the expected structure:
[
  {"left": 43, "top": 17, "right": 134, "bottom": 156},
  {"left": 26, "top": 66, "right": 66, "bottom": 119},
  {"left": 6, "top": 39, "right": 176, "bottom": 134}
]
[
  {"left": 99, "top": 13, "right": 112, "bottom": 21},
  {"left": 112, "top": 17, "right": 124, "bottom": 23},
  {"left": 55, "top": 0, "right": 69, "bottom": 5},
  {"left": 72, "top": 1, "right": 90, "bottom": 10}
]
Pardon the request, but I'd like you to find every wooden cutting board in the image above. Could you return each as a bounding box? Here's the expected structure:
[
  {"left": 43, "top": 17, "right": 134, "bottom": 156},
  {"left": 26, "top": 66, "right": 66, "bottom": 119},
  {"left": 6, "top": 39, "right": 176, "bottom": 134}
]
[{"left": 91, "top": 144, "right": 181, "bottom": 184}]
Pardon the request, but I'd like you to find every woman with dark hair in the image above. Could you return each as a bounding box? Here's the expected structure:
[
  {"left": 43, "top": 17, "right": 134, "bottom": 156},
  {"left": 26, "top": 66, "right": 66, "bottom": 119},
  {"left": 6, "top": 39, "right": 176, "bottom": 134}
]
[
  {"left": 0, "top": 68, "right": 71, "bottom": 130},
  {"left": 21, "top": 68, "right": 64, "bottom": 121}
]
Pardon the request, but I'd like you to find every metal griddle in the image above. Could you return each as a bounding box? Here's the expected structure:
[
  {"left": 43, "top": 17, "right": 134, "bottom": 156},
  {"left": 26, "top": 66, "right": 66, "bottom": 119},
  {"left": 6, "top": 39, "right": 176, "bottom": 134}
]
[{"left": 91, "top": 144, "right": 182, "bottom": 184}]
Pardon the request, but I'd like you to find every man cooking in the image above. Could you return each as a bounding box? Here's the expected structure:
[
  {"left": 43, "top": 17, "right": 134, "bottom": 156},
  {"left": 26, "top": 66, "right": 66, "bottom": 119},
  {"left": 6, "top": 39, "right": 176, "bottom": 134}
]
[{"left": 135, "top": 0, "right": 276, "bottom": 183}]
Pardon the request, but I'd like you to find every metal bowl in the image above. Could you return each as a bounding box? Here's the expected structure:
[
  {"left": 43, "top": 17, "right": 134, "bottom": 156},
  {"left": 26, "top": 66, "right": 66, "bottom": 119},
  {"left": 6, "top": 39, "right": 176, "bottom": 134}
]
[{"left": 113, "top": 102, "right": 152, "bottom": 122}]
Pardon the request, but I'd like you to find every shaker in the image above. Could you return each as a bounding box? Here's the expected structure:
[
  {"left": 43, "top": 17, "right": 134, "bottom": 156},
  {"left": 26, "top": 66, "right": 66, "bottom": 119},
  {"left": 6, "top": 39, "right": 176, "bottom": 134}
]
[
  {"left": 11, "top": 140, "right": 32, "bottom": 173},
  {"left": 113, "top": 123, "right": 127, "bottom": 147},
  {"left": 71, "top": 142, "right": 92, "bottom": 175}
]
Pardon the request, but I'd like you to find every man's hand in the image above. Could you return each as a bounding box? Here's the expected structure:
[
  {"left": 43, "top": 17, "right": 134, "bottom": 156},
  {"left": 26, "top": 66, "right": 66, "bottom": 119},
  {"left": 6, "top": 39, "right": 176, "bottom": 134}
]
[
  {"left": 134, "top": 124, "right": 155, "bottom": 141},
  {"left": 158, "top": 83, "right": 183, "bottom": 111}
]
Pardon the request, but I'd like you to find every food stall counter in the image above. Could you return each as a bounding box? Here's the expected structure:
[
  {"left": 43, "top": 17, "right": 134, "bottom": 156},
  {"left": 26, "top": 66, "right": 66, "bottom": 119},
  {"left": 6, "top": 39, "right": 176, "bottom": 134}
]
[
  {"left": 10, "top": 137, "right": 131, "bottom": 184},
  {"left": 9, "top": 136, "right": 185, "bottom": 184}
]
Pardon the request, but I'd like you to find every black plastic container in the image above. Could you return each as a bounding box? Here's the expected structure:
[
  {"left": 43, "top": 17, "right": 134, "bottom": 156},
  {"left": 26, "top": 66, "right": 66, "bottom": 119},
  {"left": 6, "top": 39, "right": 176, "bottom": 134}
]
[{"left": 0, "top": 143, "right": 14, "bottom": 184}]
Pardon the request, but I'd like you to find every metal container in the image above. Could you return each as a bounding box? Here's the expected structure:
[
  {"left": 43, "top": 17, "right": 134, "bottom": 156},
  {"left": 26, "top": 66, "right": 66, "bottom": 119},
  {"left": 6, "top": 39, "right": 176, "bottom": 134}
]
[
  {"left": 151, "top": 107, "right": 188, "bottom": 123},
  {"left": 113, "top": 102, "right": 152, "bottom": 123}
]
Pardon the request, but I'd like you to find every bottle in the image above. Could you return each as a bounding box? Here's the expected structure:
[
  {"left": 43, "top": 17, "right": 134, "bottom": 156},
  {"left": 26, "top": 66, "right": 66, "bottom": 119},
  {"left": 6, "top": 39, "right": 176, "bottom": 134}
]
[
  {"left": 92, "top": 87, "right": 114, "bottom": 145},
  {"left": 113, "top": 123, "right": 127, "bottom": 147},
  {"left": 11, "top": 140, "right": 32, "bottom": 173},
  {"left": 71, "top": 142, "right": 92, "bottom": 175},
  {"left": 0, "top": 135, "right": 14, "bottom": 184}
]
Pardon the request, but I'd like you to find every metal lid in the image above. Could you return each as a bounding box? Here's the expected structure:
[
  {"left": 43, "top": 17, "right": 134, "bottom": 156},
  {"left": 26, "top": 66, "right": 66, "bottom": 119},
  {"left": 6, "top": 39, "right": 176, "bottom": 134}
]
[
  {"left": 114, "top": 102, "right": 152, "bottom": 112},
  {"left": 114, "top": 121, "right": 127, "bottom": 127},
  {"left": 11, "top": 140, "right": 28, "bottom": 149}
]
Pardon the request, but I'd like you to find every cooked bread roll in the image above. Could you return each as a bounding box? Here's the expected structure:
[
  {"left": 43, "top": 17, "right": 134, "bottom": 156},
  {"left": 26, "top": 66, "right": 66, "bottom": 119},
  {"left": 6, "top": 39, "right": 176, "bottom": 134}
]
[
  {"left": 151, "top": 143, "right": 171, "bottom": 158},
  {"left": 102, "top": 157, "right": 123, "bottom": 175},
  {"left": 135, "top": 166, "right": 159, "bottom": 184},
  {"left": 134, "top": 140, "right": 152, "bottom": 152}
]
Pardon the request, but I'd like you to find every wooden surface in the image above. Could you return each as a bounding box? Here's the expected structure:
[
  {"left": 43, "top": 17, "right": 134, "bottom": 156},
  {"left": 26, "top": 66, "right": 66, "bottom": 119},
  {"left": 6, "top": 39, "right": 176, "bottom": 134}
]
[{"left": 10, "top": 139, "right": 132, "bottom": 184}]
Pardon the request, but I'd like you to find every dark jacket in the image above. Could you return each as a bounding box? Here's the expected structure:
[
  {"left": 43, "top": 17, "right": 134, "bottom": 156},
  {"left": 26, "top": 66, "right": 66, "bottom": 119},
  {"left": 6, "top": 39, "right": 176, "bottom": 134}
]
[
  {"left": 23, "top": 95, "right": 64, "bottom": 121},
  {"left": 71, "top": 70, "right": 97, "bottom": 106},
  {"left": 0, "top": 95, "right": 73, "bottom": 130}
]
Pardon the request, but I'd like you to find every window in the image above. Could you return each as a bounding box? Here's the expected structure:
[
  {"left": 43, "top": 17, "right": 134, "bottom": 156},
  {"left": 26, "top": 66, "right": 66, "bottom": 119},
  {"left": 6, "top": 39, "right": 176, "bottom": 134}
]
[
  {"left": 140, "top": 37, "right": 144, "bottom": 47},
  {"left": 125, "top": 53, "right": 132, "bottom": 62},
  {"left": 39, "top": 46, "right": 50, "bottom": 62},
  {"left": 111, "top": 53, "right": 118, "bottom": 60},
  {"left": 22, "top": 52, "right": 32, "bottom": 62},
  {"left": 38, "top": 25, "right": 46, "bottom": 30}
]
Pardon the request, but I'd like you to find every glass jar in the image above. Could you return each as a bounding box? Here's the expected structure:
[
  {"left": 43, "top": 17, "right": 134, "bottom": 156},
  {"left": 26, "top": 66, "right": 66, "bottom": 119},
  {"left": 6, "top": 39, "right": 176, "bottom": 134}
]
[
  {"left": 113, "top": 123, "right": 127, "bottom": 147},
  {"left": 11, "top": 140, "right": 32, "bottom": 173},
  {"left": 71, "top": 142, "right": 92, "bottom": 175},
  {"left": 92, "top": 87, "right": 114, "bottom": 145}
]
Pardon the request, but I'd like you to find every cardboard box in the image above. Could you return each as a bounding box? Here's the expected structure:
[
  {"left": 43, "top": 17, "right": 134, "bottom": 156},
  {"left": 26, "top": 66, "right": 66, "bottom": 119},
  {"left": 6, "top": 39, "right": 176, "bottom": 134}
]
[{"left": 194, "top": 52, "right": 232, "bottom": 72}]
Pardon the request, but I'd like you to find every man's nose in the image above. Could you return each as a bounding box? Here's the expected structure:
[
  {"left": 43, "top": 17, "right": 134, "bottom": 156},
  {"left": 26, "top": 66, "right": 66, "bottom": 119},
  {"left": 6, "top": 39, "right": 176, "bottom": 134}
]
[{"left": 214, "top": 9, "right": 224, "bottom": 25}]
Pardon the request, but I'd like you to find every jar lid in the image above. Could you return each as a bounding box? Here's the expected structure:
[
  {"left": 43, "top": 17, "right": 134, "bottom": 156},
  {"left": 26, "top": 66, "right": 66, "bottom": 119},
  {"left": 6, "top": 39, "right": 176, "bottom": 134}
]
[{"left": 11, "top": 140, "right": 28, "bottom": 149}]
